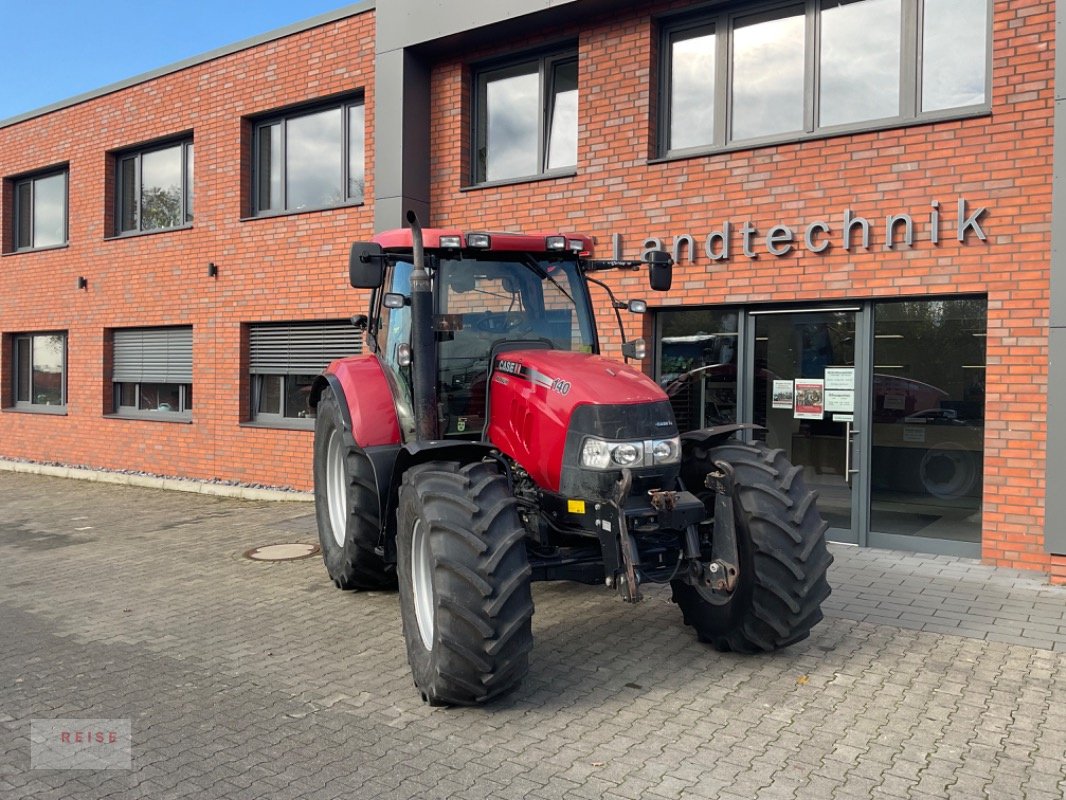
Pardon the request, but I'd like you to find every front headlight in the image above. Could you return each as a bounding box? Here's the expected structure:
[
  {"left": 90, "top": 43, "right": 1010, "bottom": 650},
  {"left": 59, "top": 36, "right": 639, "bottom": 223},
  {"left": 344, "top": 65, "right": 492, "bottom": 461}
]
[
  {"left": 579, "top": 436, "right": 680, "bottom": 469},
  {"left": 651, "top": 437, "right": 680, "bottom": 464}
]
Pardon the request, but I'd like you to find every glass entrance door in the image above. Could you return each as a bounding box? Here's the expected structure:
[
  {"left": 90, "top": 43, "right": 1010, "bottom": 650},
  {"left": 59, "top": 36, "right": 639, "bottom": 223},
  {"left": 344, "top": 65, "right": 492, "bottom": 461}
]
[{"left": 750, "top": 308, "right": 863, "bottom": 542}]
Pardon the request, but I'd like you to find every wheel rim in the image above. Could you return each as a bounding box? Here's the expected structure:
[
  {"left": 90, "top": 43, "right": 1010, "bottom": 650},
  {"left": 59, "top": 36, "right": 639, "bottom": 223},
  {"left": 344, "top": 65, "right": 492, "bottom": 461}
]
[
  {"left": 325, "top": 429, "right": 348, "bottom": 548},
  {"left": 920, "top": 444, "right": 977, "bottom": 499},
  {"left": 411, "top": 519, "right": 435, "bottom": 649}
]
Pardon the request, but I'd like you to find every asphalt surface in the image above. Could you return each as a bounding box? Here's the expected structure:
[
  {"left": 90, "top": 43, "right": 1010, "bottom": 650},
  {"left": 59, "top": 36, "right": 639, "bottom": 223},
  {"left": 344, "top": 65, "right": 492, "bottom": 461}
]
[{"left": 2, "top": 471, "right": 1065, "bottom": 799}]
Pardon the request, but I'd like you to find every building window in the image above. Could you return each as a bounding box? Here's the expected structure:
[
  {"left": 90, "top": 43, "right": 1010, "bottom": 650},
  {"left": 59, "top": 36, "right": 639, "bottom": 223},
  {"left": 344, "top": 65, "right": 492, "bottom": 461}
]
[
  {"left": 253, "top": 98, "right": 365, "bottom": 215},
  {"left": 115, "top": 140, "right": 193, "bottom": 234},
  {"left": 12, "top": 170, "right": 68, "bottom": 250},
  {"left": 661, "top": 0, "right": 990, "bottom": 155},
  {"left": 474, "top": 48, "right": 578, "bottom": 184},
  {"left": 248, "top": 321, "right": 361, "bottom": 426},
  {"left": 112, "top": 327, "right": 192, "bottom": 418},
  {"left": 12, "top": 332, "right": 67, "bottom": 409},
  {"left": 870, "top": 296, "right": 986, "bottom": 543}
]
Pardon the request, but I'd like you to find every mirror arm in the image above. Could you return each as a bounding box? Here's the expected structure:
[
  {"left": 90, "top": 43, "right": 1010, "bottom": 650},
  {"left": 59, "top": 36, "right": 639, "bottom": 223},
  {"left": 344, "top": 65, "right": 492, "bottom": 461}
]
[{"left": 585, "top": 274, "right": 631, "bottom": 361}]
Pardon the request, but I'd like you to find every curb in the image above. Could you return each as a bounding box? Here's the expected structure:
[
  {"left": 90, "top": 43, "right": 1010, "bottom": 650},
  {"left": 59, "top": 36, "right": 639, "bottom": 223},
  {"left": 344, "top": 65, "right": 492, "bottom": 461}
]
[{"left": 0, "top": 459, "right": 313, "bottom": 503}]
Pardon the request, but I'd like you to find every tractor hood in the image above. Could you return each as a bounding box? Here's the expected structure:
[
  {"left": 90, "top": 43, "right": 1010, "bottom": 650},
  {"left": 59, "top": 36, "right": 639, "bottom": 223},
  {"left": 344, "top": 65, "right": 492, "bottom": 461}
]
[{"left": 487, "top": 349, "right": 676, "bottom": 493}]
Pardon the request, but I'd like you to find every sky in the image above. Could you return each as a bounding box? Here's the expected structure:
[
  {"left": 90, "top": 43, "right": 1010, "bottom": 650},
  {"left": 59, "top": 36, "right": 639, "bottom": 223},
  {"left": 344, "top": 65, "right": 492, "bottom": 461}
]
[{"left": 0, "top": 1, "right": 358, "bottom": 121}]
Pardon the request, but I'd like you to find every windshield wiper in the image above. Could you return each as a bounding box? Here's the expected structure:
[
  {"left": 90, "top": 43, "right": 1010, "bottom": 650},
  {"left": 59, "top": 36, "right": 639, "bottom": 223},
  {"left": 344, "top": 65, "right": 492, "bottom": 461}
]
[{"left": 521, "top": 255, "right": 575, "bottom": 305}]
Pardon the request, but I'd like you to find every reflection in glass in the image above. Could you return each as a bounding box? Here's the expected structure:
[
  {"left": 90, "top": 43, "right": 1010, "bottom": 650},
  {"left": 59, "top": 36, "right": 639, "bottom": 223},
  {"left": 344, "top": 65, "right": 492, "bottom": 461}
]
[
  {"left": 485, "top": 69, "right": 539, "bottom": 182},
  {"left": 33, "top": 173, "right": 66, "bottom": 248},
  {"left": 16, "top": 338, "right": 31, "bottom": 403},
  {"left": 546, "top": 60, "right": 578, "bottom": 171},
  {"left": 348, "top": 104, "right": 365, "bottom": 202},
  {"left": 657, "top": 309, "right": 739, "bottom": 431},
  {"left": 820, "top": 0, "right": 901, "bottom": 127},
  {"left": 185, "top": 144, "right": 194, "bottom": 223},
  {"left": 258, "top": 123, "right": 282, "bottom": 211},
  {"left": 286, "top": 107, "right": 343, "bottom": 209},
  {"left": 753, "top": 311, "right": 856, "bottom": 532},
  {"left": 16, "top": 182, "right": 32, "bottom": 249},
  {"left": 141, "top": 145, "right": 183, "bottom": 230},
  {"left": 32, "top": 334, "right": 65, "bottom": 405},
  {"left": 285, "top": 375, "right": 316, "bottom": 418},
  {"left": 119, "top": 382, "right": 137, "bottom": 408},
  {"left": 669, "top": 27, "right": 715, "bottom": 150},
  {"left": 732, "top": 7, "right": 805, "bottom": 140},
  {"left": 138, "top": 383, "right": 182, "bottom": 412},
  {"left": 258, "top": 375, "right": 282, "bottom": 415},
  {"left": 922, "top": 0, "right": 987, "bottom": 111},
  {"left": 870, "top": 298, "right": 986, "bottom": 543}
]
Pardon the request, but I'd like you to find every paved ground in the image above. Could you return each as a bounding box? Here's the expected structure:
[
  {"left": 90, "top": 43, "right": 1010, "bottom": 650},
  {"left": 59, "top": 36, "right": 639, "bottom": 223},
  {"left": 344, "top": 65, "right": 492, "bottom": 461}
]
[{"left": 2, "top": 472, "right": 1066, "bottom": 800}]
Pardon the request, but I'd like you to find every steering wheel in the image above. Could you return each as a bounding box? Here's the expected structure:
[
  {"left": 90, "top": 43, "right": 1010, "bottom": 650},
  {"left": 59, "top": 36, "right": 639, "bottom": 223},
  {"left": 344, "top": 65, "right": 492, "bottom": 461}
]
[{"left": 474, "top": 313, "right": 534, "bottom": 335}]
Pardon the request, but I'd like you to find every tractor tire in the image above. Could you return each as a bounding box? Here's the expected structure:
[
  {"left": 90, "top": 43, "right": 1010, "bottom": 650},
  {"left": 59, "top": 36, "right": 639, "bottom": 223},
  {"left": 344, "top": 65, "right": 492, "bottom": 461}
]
[
  {"left": 396, "top": 460, "right": 534, "bottom": 706},
  {"left": 672, "top": 438, "right": 833, "bottom": 653},
  {"left": 313, "top": 387, "right": 395, "bottom": 590}
]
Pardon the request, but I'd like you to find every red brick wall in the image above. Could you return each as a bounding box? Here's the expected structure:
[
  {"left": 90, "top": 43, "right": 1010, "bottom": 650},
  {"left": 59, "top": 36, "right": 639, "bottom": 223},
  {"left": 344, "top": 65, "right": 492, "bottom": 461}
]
[
  {"left": 0, "top": 1, "right": 1059, "bottom": 579},
  {"left": 426, "top": 0, "right": 1056, "bottom": 574},
  {"left": 0, "top": 11, "right": 377, "bottom": 491}
]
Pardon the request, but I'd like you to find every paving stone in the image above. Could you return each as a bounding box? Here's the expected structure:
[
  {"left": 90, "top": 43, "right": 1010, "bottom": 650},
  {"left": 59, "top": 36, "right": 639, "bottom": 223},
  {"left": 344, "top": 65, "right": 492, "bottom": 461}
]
[{"left": 2, "top": 473, "right": 1066, "bottom": 799}]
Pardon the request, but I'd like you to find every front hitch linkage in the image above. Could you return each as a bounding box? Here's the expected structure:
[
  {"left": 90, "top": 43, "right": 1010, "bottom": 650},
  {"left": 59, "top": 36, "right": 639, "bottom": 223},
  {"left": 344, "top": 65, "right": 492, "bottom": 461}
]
[{"left": 703, "top": 460, "right": 740, "bottom": 593}]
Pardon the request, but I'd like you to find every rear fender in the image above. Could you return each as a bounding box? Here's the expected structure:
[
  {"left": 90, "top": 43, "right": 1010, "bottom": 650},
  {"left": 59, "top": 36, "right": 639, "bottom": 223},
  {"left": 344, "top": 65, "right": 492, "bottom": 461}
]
[{"left": 309, "top": 356, "right": 402, "bottom": 448}]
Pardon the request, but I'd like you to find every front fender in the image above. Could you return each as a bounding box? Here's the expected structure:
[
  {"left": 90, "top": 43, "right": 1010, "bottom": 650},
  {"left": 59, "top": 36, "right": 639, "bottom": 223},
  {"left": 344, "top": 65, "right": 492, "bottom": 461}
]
[
  {"left": 681, "top": 423, "right": 763, "bottom": 450},
  {"left": 381, "top": 440, "right": 501, "bottom": 563}
]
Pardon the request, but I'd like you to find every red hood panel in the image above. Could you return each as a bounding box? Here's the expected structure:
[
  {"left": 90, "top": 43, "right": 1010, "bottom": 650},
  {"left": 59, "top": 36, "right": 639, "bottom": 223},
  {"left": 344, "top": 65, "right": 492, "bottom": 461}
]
[{"left": 487, "top": 349, "right": 670, "bottom": 491}]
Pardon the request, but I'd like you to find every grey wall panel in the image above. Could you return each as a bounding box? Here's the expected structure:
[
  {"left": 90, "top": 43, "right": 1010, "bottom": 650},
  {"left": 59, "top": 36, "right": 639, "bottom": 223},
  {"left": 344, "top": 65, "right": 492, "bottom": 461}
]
[
  {"left": 376, "top": 0, "right": 580, "bottom": 52},
  {"left": 373, "top": 49, "right": 432, "bottom": 230},
  {"left": 1048, "top": 2, "right": 1066, "bottom": 553},
  {"left": 1047, "top": 328, "right": 1066, "bottom": 554}
]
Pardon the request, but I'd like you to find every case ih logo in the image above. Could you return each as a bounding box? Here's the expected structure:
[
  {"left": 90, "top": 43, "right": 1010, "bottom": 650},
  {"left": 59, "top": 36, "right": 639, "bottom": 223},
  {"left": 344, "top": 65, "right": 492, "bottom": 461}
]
[{"left": 494, "top": 360, "right": 568, "bottom": 393}]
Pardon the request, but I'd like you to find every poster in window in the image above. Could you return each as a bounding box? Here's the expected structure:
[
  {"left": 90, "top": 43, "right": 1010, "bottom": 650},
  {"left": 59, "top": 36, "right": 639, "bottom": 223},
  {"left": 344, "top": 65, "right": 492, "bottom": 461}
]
[
  {"left": 824, "top": 367, "right": 854, "bottom": 392},
  {"left": 772, "top": 380, "right": 794, "bottom": 409},
  {"left": 794, "top": 379, "right": 825, "bottom": 420},
  {"left": 824, "top": 390, "right": 854, "bottom": 413}
]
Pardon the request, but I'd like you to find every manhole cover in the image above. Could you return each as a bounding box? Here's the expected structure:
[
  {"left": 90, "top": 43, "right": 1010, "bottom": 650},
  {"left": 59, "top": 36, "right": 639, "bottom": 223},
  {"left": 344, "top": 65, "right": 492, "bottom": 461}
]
[{"left": 244, "top": 543, "right": 320, "bottom": 561}]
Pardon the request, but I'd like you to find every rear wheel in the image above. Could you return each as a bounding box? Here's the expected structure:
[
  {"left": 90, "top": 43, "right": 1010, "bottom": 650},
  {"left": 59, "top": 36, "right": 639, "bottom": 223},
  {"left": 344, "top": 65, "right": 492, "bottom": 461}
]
[
  {"left": 396, "top": 460, "right": 534, "bottom": 706},
  {"left": 672, "top": 438, "right": 833, "bottom": 653},
  {"left": 313, "top": 387, "right": 395, "bottom": 590}
]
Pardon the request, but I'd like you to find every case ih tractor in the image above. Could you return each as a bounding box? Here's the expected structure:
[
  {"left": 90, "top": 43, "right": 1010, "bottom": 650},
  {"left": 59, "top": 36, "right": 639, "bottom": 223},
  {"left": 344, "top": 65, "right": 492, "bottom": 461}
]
[{"left": 310, "top": 213, "right": 832, "bottom": 706}]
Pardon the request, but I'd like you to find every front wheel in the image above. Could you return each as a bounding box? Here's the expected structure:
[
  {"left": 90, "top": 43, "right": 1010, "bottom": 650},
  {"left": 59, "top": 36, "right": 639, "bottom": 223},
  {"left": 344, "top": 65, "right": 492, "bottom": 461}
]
[
  {"left": 672, "top": 439, "right": 833, "bottom": 653},
  {"left": 396, "top": 460, "right": 534, "bottom": 706}
]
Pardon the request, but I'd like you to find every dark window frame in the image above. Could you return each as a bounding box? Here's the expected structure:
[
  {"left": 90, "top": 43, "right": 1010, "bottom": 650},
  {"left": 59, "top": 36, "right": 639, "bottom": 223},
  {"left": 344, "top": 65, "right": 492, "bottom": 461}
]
[
  {"left": 251, "top": 96, "right": 366, "bottom": 217},
  {"left": 12, "top": 168, "right": 69, "bottom": 252},
  {"left": 658, "top": 0, "right": 993, "bottom": 159},
  {"left": 114, "top": 138, "right": 194, "bottom": 236},
  {"left": 247, "top": 320, "right": 362, "bottom": 428},
  {"left": 11, "top": 331, "right": 67, "bottom": 411},
  {"left": 471, "top": 46, "right": 580, "bottom": 186}
]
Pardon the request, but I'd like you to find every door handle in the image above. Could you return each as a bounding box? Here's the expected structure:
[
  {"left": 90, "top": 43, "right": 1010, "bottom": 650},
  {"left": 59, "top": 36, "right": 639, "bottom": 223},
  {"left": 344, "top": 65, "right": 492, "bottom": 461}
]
[{"left": 844, "top": 421, "right": 860, "bottom": 485}]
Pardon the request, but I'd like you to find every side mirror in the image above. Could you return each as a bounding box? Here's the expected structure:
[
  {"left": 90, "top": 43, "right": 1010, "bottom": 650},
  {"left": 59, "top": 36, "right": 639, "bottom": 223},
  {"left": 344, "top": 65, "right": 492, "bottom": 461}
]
[
  {"left": 621, "top": 338, "right": 647, "bottom": 360},
  {"left": 349, "top": 242, "right": 385, "bottom": 289},
  {"left": 645, "top": 250, "right": 673, "bottom": 292},
  {"left": 350, "top": 314, "right": 368, "bottom": 331}
]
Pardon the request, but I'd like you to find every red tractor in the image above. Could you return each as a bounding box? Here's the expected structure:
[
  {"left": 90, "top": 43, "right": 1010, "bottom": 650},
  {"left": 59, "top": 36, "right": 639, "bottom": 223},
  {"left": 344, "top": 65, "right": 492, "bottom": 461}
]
[{"left": 310, "top": 213, "right": 832, "bottom": 706}]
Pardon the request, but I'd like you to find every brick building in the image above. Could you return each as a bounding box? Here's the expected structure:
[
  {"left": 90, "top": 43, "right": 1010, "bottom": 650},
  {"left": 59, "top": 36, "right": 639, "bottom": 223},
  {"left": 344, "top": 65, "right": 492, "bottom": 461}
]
[{"left": 2, "top": 0, "right": 1064, "bottom": 581}]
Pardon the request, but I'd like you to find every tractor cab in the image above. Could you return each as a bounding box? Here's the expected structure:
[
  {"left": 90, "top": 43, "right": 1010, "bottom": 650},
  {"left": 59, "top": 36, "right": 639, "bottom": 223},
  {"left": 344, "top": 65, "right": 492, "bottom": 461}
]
[{"left": 352, "top": 229, "right": 639, "bottom": 442}]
